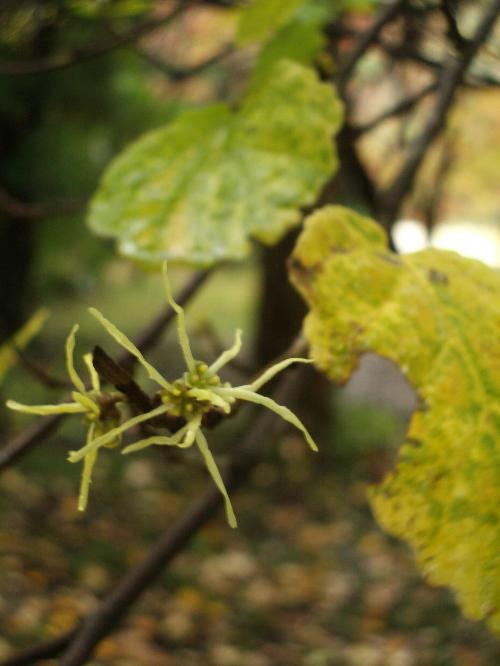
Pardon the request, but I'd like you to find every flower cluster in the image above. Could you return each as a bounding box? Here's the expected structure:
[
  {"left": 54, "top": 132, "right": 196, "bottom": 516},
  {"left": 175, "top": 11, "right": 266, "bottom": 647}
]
[
  {"left": 7, "top": 264, "right": 318, "bottom": 527},
  {"left": 7, "top": 324, "right": 124, "bottom": 511}
]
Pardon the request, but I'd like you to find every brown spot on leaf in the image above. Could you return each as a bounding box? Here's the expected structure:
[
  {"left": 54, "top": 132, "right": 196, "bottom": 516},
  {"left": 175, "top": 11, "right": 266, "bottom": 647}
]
[
  {"left": 376, "top": 252, "right": 402, "bottom": 266},
  {"left": 288, "top": 257, "right": 318, "bottom": 281},
  {"left": 404, "top": 437, "right": 423, "bottom": 448},
  {"left": 428, "top": 269, "right": 449, "bottom": 285}
]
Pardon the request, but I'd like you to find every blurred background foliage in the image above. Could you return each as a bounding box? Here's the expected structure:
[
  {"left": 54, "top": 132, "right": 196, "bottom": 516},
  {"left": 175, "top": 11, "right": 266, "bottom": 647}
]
[{"left": 0, "top": 0, "right": 499, "bottom": 664}]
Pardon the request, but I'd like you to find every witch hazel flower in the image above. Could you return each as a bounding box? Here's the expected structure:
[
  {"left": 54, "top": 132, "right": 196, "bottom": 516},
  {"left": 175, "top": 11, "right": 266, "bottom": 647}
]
[
  {"left": 8, "top": 263, "right": 318, "bottom": 527},
  {"left": 7, "top": 324, "right": 125, "bottom": 511}
]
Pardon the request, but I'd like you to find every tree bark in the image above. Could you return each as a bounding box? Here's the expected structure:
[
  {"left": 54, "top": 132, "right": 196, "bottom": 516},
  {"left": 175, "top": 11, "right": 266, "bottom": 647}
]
[{"left": 0, "top": 24, "right": 55, "bottom": 340}]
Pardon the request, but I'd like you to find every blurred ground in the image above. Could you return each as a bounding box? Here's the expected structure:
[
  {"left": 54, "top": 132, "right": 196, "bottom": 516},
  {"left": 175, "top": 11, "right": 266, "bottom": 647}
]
[
  {"left": 1, "top": 262, "right": 499, "bottom": 666},
  {"left": 2, "top": 416, "right": 500, "bottom": 666}
]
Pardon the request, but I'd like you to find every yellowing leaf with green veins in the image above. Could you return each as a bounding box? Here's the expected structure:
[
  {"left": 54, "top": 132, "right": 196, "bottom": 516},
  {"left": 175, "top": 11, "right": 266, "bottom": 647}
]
[
  {"left": 289, "top": 205, "right": 500, "bottom": 631},
  {"left": 0, "top": 308, "right": 49, "bottom": 384},
  {"left": 88, "top": 61, "right": 343, "bottom": 266},
  {"left": 236, "top": 0, "right": 306, "bottom": 46}
]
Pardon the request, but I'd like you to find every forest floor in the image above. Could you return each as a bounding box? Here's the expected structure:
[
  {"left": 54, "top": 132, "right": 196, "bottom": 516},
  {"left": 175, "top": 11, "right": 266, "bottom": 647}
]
[
  {"left": 1, "top": 398, "right": 499, "bottom": 666},
  {"left": 1, "top": 263, "right": 499, "bottom": 665}
]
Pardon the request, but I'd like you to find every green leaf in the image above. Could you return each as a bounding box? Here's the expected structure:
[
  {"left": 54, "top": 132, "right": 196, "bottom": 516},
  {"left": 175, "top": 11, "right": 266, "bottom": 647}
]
[
  {"left": 289, "top": 205, "right": 500, "bottom": 631},
  {"left": 0, "top": 308, "right": 50, "bottom": 384},
  {"left": 88, "top": 61, "right": 343, "bottom": 266},
  {"left": 66, "top": 0, "right": 152, "bottom": 18},
  {"left": 236, "top": 0, "right": 305, "bottom": 46},
  {"left": 250, "top": 8, "right": 326, "bottom": 86}
]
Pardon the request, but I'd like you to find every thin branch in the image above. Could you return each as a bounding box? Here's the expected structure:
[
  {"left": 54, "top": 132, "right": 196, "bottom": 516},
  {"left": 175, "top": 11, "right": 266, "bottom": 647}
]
[
  {"left": 331, "top": 0, "right": 407, "bottom": 219},
  {"left": 92, "top": 345, "right": 153, "bottom": 414},
  {"left": 465, "top": 72, "right": 500, "bottom": 88},
  {"left": 338, "top": 0, "right": 406, "bottom": 89},
  {"left": 379, "top": 40, "right": 500, "bottom": 87},
  {"left": 0, "top": 413, "right": 65, "bottom": 472},
  {"left": 440, "top": 0, "right": 468, "bottom": 51},
  {"left": 0, "top": 187, "right": 85, "bottom": 219},
  {"left": 352, "top": 81, "right": 439, "bottom": 136},
  {"left": 323, "top": 22, "right": 360, "bottom": 40},
  {"left": 420, "top": 137, "right": 453, "bottom": 231},
  {"left": 1, "top": 630, "right": 77, "bottom": 666},
  {"left": 335, "top": 122, "right": 379, "bottom": 213},
  {"left": 0, "top": 269, "right": 210, "bottom": 472},
  {"left": 121, "top": 269, "right": 211, "bottom": 371},
  {"left": 377, "top": 0, "right": 500, "bottom": 229},
  {"left": 0, "top": 3, "right": 185, "bottom": 76},
  {"left": 135, "top": 44, "right": 233, "bottom": 80},
  {"left": 14, "top": 348, "right": 71, "bottom": 389}
]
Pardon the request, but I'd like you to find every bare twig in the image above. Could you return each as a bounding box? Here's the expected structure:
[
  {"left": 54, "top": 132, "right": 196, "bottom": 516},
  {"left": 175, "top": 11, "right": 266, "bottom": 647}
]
[
  {"left": 92, "top": 346, "right": 153, "bottom": 414},
  {"left": 0, "top": 3, "right": 185, "bottom": 76},
  {"left": 323, "top": 22, "right": 359, "bottom": 40},
  {"left": 377, "top": 0, "right": 500, "bottom": 229},
  {"left": 0, "top": 270, "right": 210, "bottom": 472},
  {"left": 440, "top": 0, "right": 468, "bottom": 51},
  {"left": 338, "top": 0, "right": 406, "bottom": 89},
  {"left": 120, "top": 269, "right": 211, "bottom": 370},
  {"left": 14, "top": 348, "right": 71, "bottom": 389},
  {"left": 0, "top": 413, "right": 65, "bottom": 472},
  {"left": 330, "top": 1, "right": 407, "bottom": 219},
  {"left": 420, "top": 137, "right": 453, "bottom": 231},
  {"left": 135, "top": 44, "right": 233, "bottom": 80},
  {"left": 0, "top": 187, "right": 85, "bottom": 219},
  {"left": 352, "top": 81, "right": 439, "bottom": 136},
  {"left": 379, "top": 40, "right": 500, "bottom": 87},
  {"left": 1, "top": 630, "right": 77, "bottom": 666}
]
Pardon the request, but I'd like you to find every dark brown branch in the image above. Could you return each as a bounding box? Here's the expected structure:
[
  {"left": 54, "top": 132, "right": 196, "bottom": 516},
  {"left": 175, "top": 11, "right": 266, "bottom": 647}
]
[
  {"left": 352, "top": 81, "right": 438, "bottom": 136},
  {"left": 331, "top": 1, "right": 407, "bottom": 218},
  {"left": 335, "top": 122, "right": 379, "bottom": 213},
  {"left": 1, "top": 629, "right": 77, "bottom": 666},
  {"left": 381, "top": 42, "right": 444, "bottom": 71},
  {"left": 420, "top": 137, "right": 453, "bottom": 231},
  {"left": 0, "top": 269, "right": 210, "bottom": 472},
  {"left": 338, "top": 0, "right": 406, "bottom": 88},
  {"left": 377, "top": 0, "right": 500, "bottom": 229},
  {"left": 135, "top": 44, "right": 233, "bottom": 80},
  {"left": 0, "top": 187, "right": 85, "bottom": 219},
  {"left": 0, "top": 413, "right": 65, "bottom": 472},
  {"left": 323, "top": 22, "right": 360, "bottom": 40},
  {"left": 440, "top": 0, "right": 468, "bottom": 51},
  {"left": 14, "top": 348, "right": 71, "bottom": 389},
  {"left": 379, "top": 40, "right": 500, "bottom": 87},
  {"left": 92, "top": 345, "right": 189, "bottom": 433},
  {"left": 466, "top": 72, "right": 500, "bottom": 88},
  {"left": 92, "top": 346, "right": 153, "bottom": 414},
  {"left": 0, "top": 3, "right": 185, "bottom": 76}
]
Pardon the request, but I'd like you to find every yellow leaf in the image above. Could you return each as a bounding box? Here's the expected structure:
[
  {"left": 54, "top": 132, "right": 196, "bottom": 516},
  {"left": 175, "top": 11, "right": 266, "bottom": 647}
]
[{"left": 290, "top": 205, "right": 500, "bottom": 630}]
